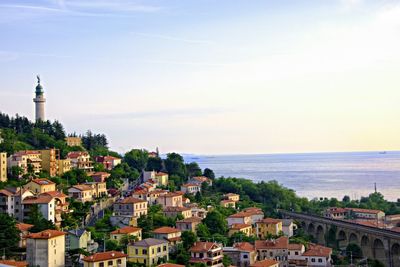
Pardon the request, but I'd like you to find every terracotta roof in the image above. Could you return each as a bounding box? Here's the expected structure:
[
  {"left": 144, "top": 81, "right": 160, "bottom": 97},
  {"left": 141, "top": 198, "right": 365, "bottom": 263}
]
[
  {"left": 230, "top": 223, "right": 251, "bottom": 230},
  {"left": 89, "top": 172, "right": 111, "bottom": 177},
  {"left": 326, "top": 207, "right": 347, "bottom": 213},
  {"left": 229, "top": 212, "right": 252, "bottom": 218},
  {"left": 391, "top": 227, "right": 400, "bottom": 233},
  {"left": 182, "top": 183, "right": 199, "bottom": 187},
  {"left": 27, "top": 229, "right": 66, "bottom": 239},
  {"left": 40, "top": 191, "right": 67, "bottom": 198},
  {"left": 0, "top": 260, "right": 28, "bottom": 267},
  {"left": 257, "top": 218, "right": 282, "bottom": 224},
  {"left": 157, "top": 264, "right": 185, "bottom": 267},
  {"left": 190, "top": 242, "right": 221, "bottom": 252},
  {"left": 111, "top": 226, "right": 142, "bottom": 235},
  {"left": 30, "top": 178, "right": 55, "bottom": 185},
  {"left": 118, "top": 197, "right": 147, "bottom": 204},
  {"left": 288, "top": 243, "right": 304, "bottom": 250},
  {"left": 67, "top": 151, "right": 90, "bottom": 159},
  {"left": 192, "top": 176, "right": 211, "bottom": 182},
  {"left": 176, "top": 216, "right": 202, "bottom": 223},
  {"left": 70, "top": 184, "right": 93, "bottom": 191},
  {"left": 224, "top": 193, "right": 239, "bottom": 197},
  {"left": 83, "top": 251, "right": 127, "bottom": 262},
  {"left": 13, "top": 150, "right": 40, "bottom": 156},
  {"left": 255, "top": 236, "right": 289, "bottom": 250},
  {"left": 162, "top": 192, "right": 183, "bottom": 198},
  {"left": 153, "top": 227, "right": 181, "bottom": 234},
  {"left": 130, "top": 238, "right": 168, "bottom": 247},
  {"left": 221, "top": 200, "right": 236, "bottom": 204},
  {"left": 155, "top": 172, "right": 168, "bottom": 176},
  {"left": 16, "top": 223, "right": 34, "bottom": 232},
  {"left": 302, "top": 244, "right": 332, "bottom": 257},
  {"left": 234, "top": 242, "right": 255, "bottom": 252},
  {"left": 347, "top": 208, "right": 384, "bottom": 214},
  {"left": 0, "top": 189, "right": 14, "bottom": 196},
  {"left": 250, "top": 259, "right": 279, "bottom": 267},
  {"left": 23, "top": 195, "right": 53, "bottom": 204},
  {"left": 164, "top": 206, "right": 191, "bottom": 212}
]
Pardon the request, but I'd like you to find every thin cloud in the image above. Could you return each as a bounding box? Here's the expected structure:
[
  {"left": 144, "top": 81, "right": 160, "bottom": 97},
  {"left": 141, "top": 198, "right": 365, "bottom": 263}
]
[
  {"left": 132, "top": 32, "right": 214, "bottom": 45},
  {"left": 143, "top": 59, "right": 233, "bottom": 67},
  {"left": 0, "top": 51, "right": 19, "bottom": 62}
]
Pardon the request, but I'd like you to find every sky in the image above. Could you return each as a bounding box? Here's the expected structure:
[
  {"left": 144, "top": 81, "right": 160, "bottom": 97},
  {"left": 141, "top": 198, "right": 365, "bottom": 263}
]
[{"left": 1, "top": 0, "right": 400, "bottom": 155}]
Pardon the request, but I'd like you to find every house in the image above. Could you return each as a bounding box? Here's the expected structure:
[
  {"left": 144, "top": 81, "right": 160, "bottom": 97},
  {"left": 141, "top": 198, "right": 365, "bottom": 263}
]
[
  {"left": 346, "top": 208, "right": 385, "bottom": 221},
  {"left": 153, "top": 227, "right": 182, "bottom": 251},
  {"left": 256, "top": 218, "right": 283, "bottom": 238},
  {"left": 255, "top": 236, "right": 289, "bottom": 265},
  {"left": 22, "top": 194, "right": 57, "bottom": 224},
  {"left": 68, "top": 184, "right": 94, "bottom": 202},
  {"left": 191, "top": 207, "right": 208, "bottom": 219},
  {"left": 163, "top": 206, "right": 192, "bottom": 219},
  {"left": 224, "top": 193, "right": 240, "bottom": 202},
  {"left": 282, "top": 219, "right": 295, "bottom": 237},
  {"left": 127, "top": 238, "right": 169, "bottom": 266},
  {"left": 113, "top": 197, "right": 148, "bottom": 217},
  {"left": 40, "top": 191, "right": 70, "bottom": 226},
  {"left": 83, "top": 251, "right": 128, "bottom": 267},
  {"left": 176, "top": 216, "right": 202, "bottom": 233},
  {"left": 148, "top": 190, "right": 168, "bottom": 205},
  {"left": 142, "top": 171, "right": 169, "bottom": 187},
  {"left": 56, "top": 159, "right": 71, "bottom": 176},
  {"left": 288, "top": 243, "right": 305, "bottom": 262},
  {"left": 0, "top": 152, "right": 7, "bottom": 182},
  {"left": 110, "top": 226, "right": 142, "bottom": 244},
  {"left": 223, "top": 242, "right": 257, "bottom": 267},
  {"left": 67, "top": 229, "right": 97, "bottom": 253},
  {"left": 67, "top": 151, "right": 93, "bottom": 172},
  {"left": 189, "top": 242, "right": 224, "bottom": 267},
  {"left": 65, "top": 136, "right": 82, "bottom": 147},
  {"left": 85, "top": 181, "right": 107, "bottom": 198},
  {"left": 220, "top": 199, "right": 236, "bottom": 208},
  {"left": 39, "top": 149, "right": 59, "bottom": 177},
  {"left": 8, "top": 150, "right": 42, "bottom": 176},
  {"left": 95, "top": 155, "right": 122, "bottom": 170},
  {"left": 251, "top": 259, "right": 280, "bottom": 267},
  {"left": 228, "top": 208, "right": 264, "bottom": 227},
  {"left": 16, "top": 223, "right": 33, "bottom": 248},
  {"left": 180, "top": 183, "right": 201, "bottom": 194},
  {"left": 156, "top": 192, "right": 183, "bottom": 208},
  {"left": 24, "top": 178, "right": 56, "bottom": 194},
  {"left": 302, "top": 244, "right": 332, "bottom": 267},
  {"left": 228, "top": 223, "right": 253, "bottom": 237},
  {"left": 26, "top": 229, "right": 66, "bottom": 267},
  {"left": 324, "top": 207, "right": 348, "bottom": 219},
  {"left": 190, "top": 176, "right": 213, "bottom": 186},
  {"left": 89, "top": 172, "right": 111, "bottom": 183},
  {"left": 0, "top": 260, "right": 28, "bottom": 267},
  {"left": 0, "top": 187, "right": 34, "bottom": 221}
]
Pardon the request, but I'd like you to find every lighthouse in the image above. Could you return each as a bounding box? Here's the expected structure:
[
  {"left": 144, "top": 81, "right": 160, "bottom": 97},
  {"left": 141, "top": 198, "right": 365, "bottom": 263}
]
[{"left": 33, "top": 75, "right": 46, "bottom": 121}]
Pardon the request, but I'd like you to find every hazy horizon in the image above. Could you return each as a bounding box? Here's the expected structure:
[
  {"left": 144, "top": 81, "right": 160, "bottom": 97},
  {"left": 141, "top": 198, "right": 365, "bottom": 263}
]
[{"left": 1, "top": 0, "right": 400, "bottom": 154}]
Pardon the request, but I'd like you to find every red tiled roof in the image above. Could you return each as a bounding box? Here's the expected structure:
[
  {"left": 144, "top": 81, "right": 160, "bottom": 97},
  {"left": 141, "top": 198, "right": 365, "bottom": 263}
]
[
  {"left": 190, "top": 242, "right": 221, "bottom": 252},
  {"left": 182, "top": 183, "right": 199, "bottom": 187},
  {"left": 346, "top": 208, "right": 384, "bottom": 214},
  {"left": 164, "top": 206, "right": 191, "bottom": 212},
  {"left": 27, "top": 229, "right": 66, "bottom": 239},
  {"left": 288, "top": 243, "right": 304, "bottom": 250},
  {"left": 255, "top": 236, "right": 289, "bottom": 250},
  {"left": 16, "top": 223, "right": 34, "bottom": 232},
  {"left": 153, "top": 226, "right": 181, "bottom": 234},
  {"left": 0, "top": 260, "right": 28, "bottom": 267},
  {"left": 111, "top": 226, "right": 142, "bottom": 235},
  {"left": 176, "top": 216, "right": 202, "bottom": 223},
  {"left": 70, "top": 184, "right": 93, "bottom": 191},
  {"left": 23, "top": 195, "right": 53, "bottom": 204},
  {"left": 250, "top": 259, "right": 279, "bottom": 267},
  {"left": 0, "top": 189, "right": 14, "bottom": 196},
  {"left": 257, "top": 218, "right": 282, "bottom": 224},
  {"left": 234, "top": 242, "right": 255, "bottom": 252},
  {"left": 40, "top": 191, "right": 67, "bottom": 198},
  {"left": 302, "top": 244, "right": 332, "bottom": 257},
  {"left": 67, "top": 151, "right": 90, "bottom": 159},
  {"left": 83, "top": 251, "right": 127, "bottom": 262},
  {"left": 119, "top": 197, "right": 147, "bottom": 204},
  {"left": 31, "top": 178, "right": 55, "bottom": 185},
  {"left": 155, "top": 172, "right": 168, "bottom": 176},
  {"left": 230, "top": 223, "right": 251, "bottom": 230}
]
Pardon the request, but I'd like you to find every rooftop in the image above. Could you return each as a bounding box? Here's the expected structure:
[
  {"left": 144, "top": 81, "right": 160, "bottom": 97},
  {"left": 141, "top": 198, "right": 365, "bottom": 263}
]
[
  {"left": 118, "top": 197, "right": 147, "bottom": 204},
  {"left": 176, "top": 216, "right": 202, "bottom": 223},
  {"left": 250, "top": 259, "right": 279, "bottom": 267},
  {"left": 255, "top": 236, "right": 289, "bottom": 250},
  {"left": 190, "top": 242, "right": 221, "bottom": 252},
  {"left": 130, "top": 238, "right": 168, "bottom": 247},
  {"left": 27, "top": 229, "right": 66, "bottom": 239},
  {"left": 153, "top": 226, "right": 181, "bottom": 234},
  {"left": 83, "top": 251, "right": 127, "bottom": 262},
  {"left": 302, "top": 244, "right": 332, "bottom": 257},
  {"left": 257, "top": 218, "right": 282, "bottom": 224},
  {"left": 30, "top": 178, "right": 55, "bottom": 186},
  {"left": 0, "top": 260, "right": 28, "bottom": 267},
  {"left": 111, "top": 226, "right": 142, "bottom": 235},
  {"left": 16, "top": 223, "right": 34, "bottom": 232}
]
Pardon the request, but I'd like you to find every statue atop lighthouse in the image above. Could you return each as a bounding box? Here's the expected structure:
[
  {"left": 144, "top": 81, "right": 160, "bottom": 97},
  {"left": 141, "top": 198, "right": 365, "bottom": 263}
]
[{"left": 33, "top": 75, "right": 46, "bottom": 121}]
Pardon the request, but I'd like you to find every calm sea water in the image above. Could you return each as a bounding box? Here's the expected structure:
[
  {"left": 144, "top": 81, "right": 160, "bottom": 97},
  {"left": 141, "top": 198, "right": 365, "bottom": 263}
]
[{"left": 187, "top": 151, "right": 400, "bottom": 201}]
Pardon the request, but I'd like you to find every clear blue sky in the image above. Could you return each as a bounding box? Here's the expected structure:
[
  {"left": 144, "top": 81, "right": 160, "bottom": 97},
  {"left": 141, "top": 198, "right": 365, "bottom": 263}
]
[{"left": 1, "top": 0, "right": 400, "bottom": 154}]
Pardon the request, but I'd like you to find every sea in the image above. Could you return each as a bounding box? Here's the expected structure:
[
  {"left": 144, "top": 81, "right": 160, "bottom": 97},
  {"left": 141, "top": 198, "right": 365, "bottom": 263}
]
[{"left": 185, "top": 151, "right": 400, "bottom": 202}]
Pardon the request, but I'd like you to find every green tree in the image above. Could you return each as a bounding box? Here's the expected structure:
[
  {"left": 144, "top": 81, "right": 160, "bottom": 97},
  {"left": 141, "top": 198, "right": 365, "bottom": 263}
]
[
  {"left": 203, "top": 168, "right": 215, "bottom": 179},
  {"left": 164, "top": 153, "right": 186, "bottom": 178},
  {"left": 186, "top": 162, "right": 202, "bottom": 177},
  {"left": 106, "top": 239, "right": 119, "bottom": 251},
  {"left": 223, "top": 255, "right": 232, "bottom": 267},
  {"left": 203, "top": 211, "right": 227, "bottom": 235},
  {"left": 181, "top": 231, "right": 197, "bottom": 250},
  {"left": 196, "top": 223, "right": 210, "bottom": 240},
  {"left": 0, "top": 213, "right": 20, "bottom": 255},
  {"left": 124, "top": 149, "right": 149, "bottom": 171},
  {"left": 146, "top": 157, "right": 163, "bottom": 172},
  {"left": 346, "top": 243, "right": 363, "bottom": 259},
  {"left": 25, "top": 204, "right": 56, "bottom": 232}
]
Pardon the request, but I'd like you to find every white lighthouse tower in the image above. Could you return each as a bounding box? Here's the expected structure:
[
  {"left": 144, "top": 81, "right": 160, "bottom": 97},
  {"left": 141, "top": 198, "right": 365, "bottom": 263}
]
[{"left": 33, "top": 75, "right": 46, "bottom": 121}]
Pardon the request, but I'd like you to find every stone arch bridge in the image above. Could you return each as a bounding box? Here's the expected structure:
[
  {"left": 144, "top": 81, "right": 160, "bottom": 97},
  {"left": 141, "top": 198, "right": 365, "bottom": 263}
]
[{"left": 280, "top": 210, "right": 400, "bottom": 267}]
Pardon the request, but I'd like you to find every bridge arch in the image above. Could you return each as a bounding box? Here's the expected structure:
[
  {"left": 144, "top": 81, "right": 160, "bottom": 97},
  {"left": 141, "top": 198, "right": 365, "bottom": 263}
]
[
  {"left": 373, "top": 238, "right": 386, "bottom": 263},
  {"left": 308, "top": 223, "right": 315, "bottom": 235},
  {"left": 391, "top": 243, "right": 400, "bottom": 266},
  {"left": 316, "top": 225, "right": 325, "bottom": 244},
  {"left": 361, "top": 235, "right": 372, "bottom": 259},
  {"left": 348, "top": 232, "right": 358, "bottom": 244},
  {"left": 337, "top": 230, "right": 347, "bottom": 248}
]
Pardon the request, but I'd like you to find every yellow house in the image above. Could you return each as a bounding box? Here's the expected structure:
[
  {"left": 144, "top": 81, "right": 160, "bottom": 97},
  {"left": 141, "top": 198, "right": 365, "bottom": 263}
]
[
  {"left": 65, "top": 136, "right": 82, "bottom": 147},
  {"left": 39, "top": 149, "right": 59, "bottom": 177},
  {"left": 155, "top": 172, "right": 169, "bottom": 186},
  {"left": 24, "top": 178, "right": 56, "bottom": 194},
  {"left": 0, "top": 152, "right": 7, "bottom": 182},
  {"left": 85, "top": 181, "right": 107, "bottom": 198},
  {"left": 152, "top": 227, "right": 182, "bottom": 251},
  {"left": 220, "top": 199, "right": 236, "bottom": 208},
  {"left": 57, "top": 159, "right": 71, "bottom": 176},
  {"left": 224, "top": 193, "right": 240, "bottom": 202},
  {"left": 163, "top": 206, "right": 192, "bottom": 219},
  {"left": 110, "top": 226, "right": 142, "bottom": 244},
  {"left": 83, "top": 251, "right": 127, "bottom": 267},
  {"left": 228, "top": 223, "right": 253, "bottom": 237},
  {"left": 68, "top": 184, "right": 94, "bottom": 202},
  {"left": 255, "top": 218, "right": 283, "bottom": 238},
  {"left": 156, "top": 192, "right": 183, "bottom": 208},
  {"left": 127, "top": 238, "right": 169, "bottom": 266}
]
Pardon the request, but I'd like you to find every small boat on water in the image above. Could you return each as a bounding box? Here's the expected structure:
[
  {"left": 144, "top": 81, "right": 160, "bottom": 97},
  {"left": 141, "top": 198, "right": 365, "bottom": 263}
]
[{"left": 379, "top": 151, "right": 387, "bottom": 154}]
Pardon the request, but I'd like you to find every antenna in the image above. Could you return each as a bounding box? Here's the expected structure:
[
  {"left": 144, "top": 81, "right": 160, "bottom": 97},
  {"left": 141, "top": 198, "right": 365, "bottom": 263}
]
[{"left": 374, "top": 183, "right": 377, "bottom": 193}]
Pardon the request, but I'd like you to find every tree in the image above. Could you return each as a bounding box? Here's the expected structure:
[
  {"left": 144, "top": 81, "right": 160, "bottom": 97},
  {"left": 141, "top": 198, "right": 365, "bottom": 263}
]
[
  {"left": 203, "top": 211, "right": 227, "bottom": 235},
  {"left": 146, "top": 157, "right": 163, "bottom": 172},
  {"left": 223, "top": 255, "right": 232, "bottom": 267},
  {"left": 181, "top": 231, "right": 197, "bottom": 250},
  {"left": 106, "top": 239, "right": 119, "bottom": 251},
  {"left": 196, "top": 223, "right": 210, "bottom": 240},
  {"left": 346, "top": 243, "right": 363, "bottom": 259},
  {"left": 0, "top": 213, "right": 20, "bottom": 255},
  {"left": 195, "top": 191, "right": 203, "bottom": 203},
  {"left": 203, "top": 168, "right": 215, "bottom": 179},
  {"left": 164, "top": 153, "right": 186, "bottom": 178},
  {"left": 186, "top": 162, "right": 202, "bottom": 177},
  {"left": 124, "top": 149, "right": 149, "bottom": 171},
  {"left": 24, "top": 204, "right": 56, "bottom": 233}
]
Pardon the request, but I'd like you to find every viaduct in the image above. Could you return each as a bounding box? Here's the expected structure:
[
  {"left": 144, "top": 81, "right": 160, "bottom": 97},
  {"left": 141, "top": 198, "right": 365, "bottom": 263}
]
[{"left": 280, "top": 210, "right": 400, "bottom": 267}]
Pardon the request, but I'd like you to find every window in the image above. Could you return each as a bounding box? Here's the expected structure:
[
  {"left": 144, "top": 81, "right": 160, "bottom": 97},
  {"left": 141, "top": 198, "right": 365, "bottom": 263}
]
[
  {"left": 108, "top": 261, "right": 113, "bottom": 266},
  {"left": 135, "top": 249, "right": 138, "bottom": 254},
  {"left": 163, "top": 246, "right": 167, "bottom": 251},
  {"left": 117, "top": 259, "right": 122, "bottom": 264},
  {"left": 99, "top": 263, "right": 104, "bottom": 267},
  {"left": 143, "top": 249, "right": 147, "bottom": 255},
  {"left": 270, "top": 252, "right": 273, "bottom": 257},
  {"left": 243, "top": 255, "right": 248, "bottom": 259},
  {"left": 157, "top": 247, "right": 161, "bottom": 253},
  {"left": 318, "top": 259, "right": 323, "bottom": 263},
  {"left": 311, "top": 258, "right": 316, "bottom": 262}
]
